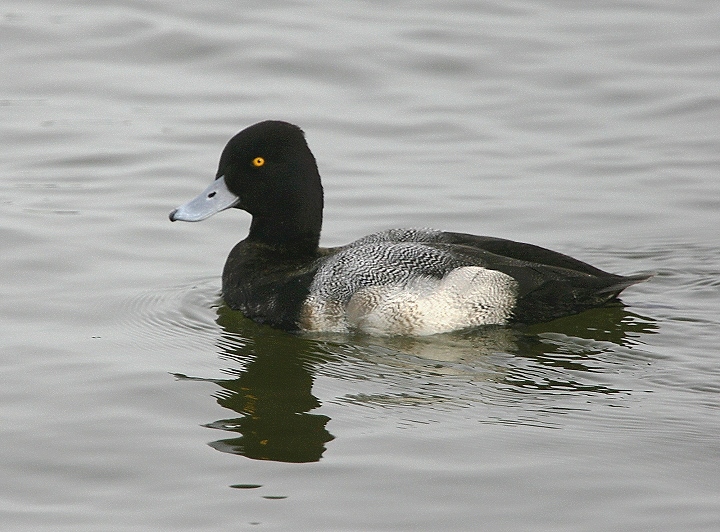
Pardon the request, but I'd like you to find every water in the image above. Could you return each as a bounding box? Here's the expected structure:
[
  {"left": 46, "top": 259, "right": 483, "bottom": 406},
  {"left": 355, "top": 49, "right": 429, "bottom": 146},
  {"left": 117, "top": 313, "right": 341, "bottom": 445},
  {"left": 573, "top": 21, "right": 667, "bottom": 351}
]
[{"left": 2, "top": 0, "right": 719, "bottom": 530}]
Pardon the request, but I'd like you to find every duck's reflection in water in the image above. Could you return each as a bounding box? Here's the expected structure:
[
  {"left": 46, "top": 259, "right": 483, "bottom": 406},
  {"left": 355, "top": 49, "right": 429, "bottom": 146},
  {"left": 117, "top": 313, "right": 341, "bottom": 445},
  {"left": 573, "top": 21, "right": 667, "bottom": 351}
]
[
  {"left": 175, "top": 303, "right": 656, "bottom": 462},
  {"left": 177, "top": 307, "right": 335, "bottom": 463}
]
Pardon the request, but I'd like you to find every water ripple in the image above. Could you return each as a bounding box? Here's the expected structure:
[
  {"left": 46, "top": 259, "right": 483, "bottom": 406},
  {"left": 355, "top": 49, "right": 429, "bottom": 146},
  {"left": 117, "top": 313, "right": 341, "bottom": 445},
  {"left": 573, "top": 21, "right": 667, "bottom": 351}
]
[{"left": 117, "top": 277, "right": 221, "bottom": 350}]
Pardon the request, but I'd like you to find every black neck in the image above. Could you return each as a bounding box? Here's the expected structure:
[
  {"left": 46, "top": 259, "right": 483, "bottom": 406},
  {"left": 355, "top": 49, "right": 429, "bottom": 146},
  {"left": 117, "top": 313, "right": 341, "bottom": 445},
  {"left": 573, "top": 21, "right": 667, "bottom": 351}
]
[{"left": 246, "top": 208, "right": 322, "bottom": 256}]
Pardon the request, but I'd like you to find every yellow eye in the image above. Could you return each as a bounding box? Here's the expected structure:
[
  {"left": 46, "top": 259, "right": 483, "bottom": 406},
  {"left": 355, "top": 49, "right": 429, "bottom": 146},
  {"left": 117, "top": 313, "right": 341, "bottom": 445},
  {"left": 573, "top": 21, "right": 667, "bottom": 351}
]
[{"left": 252, "top": 157, "right": 265, "bottom": 167}]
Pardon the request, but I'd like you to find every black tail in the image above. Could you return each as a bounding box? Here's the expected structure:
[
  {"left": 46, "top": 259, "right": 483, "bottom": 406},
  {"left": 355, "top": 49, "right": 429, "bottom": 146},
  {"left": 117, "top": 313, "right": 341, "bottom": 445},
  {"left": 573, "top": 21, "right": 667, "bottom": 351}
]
[{"left": 596, "top": 272, "right": 655, "bottom": 297}]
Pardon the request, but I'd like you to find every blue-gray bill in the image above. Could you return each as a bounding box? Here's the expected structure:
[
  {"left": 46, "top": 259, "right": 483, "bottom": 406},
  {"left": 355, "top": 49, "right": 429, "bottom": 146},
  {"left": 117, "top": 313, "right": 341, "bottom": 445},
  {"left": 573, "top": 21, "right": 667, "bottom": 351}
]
[{"left": 169, "top": 176, "right": 239, "bottom": 222}]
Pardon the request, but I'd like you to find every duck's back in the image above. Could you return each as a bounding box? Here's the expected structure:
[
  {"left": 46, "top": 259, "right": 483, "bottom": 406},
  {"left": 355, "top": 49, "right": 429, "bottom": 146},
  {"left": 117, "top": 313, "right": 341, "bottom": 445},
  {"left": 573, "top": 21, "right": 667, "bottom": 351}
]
[
  {"left": 296, "top": 229, "right": 649, "bottom": 334},
  {"left": 221, "top": 228, "right": 649, "bottom": 335}
]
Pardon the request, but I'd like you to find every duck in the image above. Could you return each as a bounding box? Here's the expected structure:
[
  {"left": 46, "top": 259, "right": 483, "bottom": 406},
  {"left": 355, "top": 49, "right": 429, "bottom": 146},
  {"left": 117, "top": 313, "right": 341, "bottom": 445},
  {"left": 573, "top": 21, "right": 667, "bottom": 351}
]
[{"left": 169, "top": 120, "right": 651, "bottom": 336}]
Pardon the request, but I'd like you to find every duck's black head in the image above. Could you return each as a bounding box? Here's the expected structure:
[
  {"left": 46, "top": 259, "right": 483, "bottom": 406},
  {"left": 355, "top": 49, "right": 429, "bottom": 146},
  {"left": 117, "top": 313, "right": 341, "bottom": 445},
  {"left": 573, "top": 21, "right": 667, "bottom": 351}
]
[{"left": 170, "top": 121, "right": 324, "bottom": 251}]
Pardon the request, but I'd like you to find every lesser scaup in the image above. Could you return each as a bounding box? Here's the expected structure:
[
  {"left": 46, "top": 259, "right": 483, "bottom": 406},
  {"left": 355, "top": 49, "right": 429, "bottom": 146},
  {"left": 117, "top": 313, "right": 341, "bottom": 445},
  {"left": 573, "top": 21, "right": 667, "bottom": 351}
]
[{"left": 170, "top": 120, "right": 650, "bottom": 335}]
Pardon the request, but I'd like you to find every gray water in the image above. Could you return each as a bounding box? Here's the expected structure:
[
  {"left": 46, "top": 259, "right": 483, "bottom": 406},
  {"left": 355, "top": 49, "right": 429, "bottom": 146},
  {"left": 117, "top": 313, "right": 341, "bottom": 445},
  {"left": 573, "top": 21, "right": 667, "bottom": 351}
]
[{"left": 2, "top": 1, "right": 720, "bottom": 530}]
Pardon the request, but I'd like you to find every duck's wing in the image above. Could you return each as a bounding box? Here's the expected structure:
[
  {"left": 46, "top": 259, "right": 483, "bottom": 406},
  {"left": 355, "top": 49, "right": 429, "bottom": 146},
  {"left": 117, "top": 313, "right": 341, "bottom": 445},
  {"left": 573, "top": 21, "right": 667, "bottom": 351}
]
[
  {"left": 431, "top": 233, "right": 653, "bottom": 324},
  {"left": 440, "top": 232, "right": 612, "bottom": 277},
  {"left": 441, "top": 230, "right": 653, "bottom": 289}
]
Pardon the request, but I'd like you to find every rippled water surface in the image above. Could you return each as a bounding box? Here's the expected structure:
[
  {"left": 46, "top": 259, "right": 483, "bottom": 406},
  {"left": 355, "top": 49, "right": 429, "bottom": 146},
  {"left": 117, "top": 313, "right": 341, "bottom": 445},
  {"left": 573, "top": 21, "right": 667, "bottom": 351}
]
[{"left": 2, "top": 1, "right": 720, "bottom": 530}]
